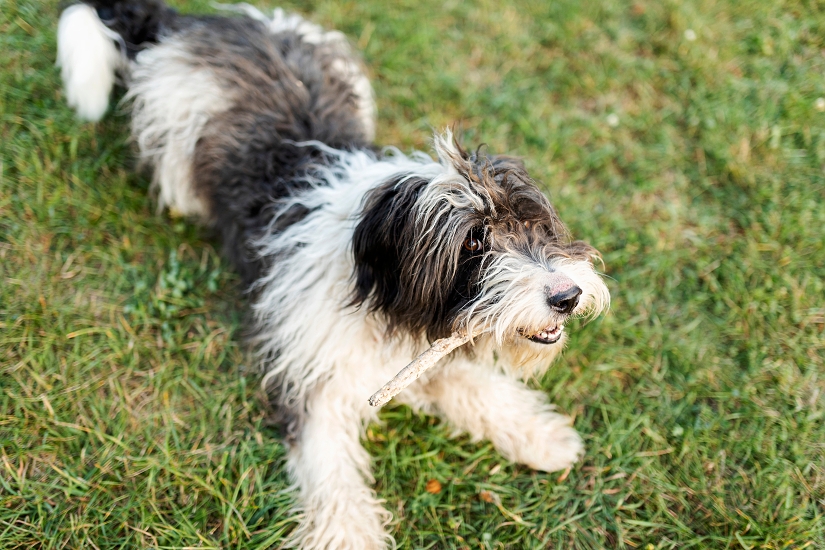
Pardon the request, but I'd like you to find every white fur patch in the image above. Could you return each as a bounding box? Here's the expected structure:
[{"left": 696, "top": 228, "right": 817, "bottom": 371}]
[
  {"left": 56, "top": 4, "right": 125, "bottom": 121},
  {"left": 283, "top": 386, "right": 394, "bottom": 550},
  {"left": 126, "top": 39, "right": 233, "bottom": 218}
]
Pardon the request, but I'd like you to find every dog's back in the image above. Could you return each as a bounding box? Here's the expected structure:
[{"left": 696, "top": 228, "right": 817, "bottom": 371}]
[{"left": 57, "top": 0, "right": 375, "bottom": 282}]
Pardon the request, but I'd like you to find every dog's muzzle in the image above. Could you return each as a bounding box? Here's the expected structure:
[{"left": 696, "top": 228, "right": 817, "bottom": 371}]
[{"left": 524, "top": 284, "right": 582, "bottom": 345}]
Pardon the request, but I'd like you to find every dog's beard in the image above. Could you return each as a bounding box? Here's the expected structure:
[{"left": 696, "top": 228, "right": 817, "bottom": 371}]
[
  {"left": 453, "top": 249, "right": 610, "bottom": 376},
  {"left": 460, "top": 251, "right": 610, "bottom": 342}
]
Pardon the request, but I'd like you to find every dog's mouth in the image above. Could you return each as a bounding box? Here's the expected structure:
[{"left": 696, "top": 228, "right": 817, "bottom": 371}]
[{"left": 525, "top": 324, "right": 564, "bottom": 345}]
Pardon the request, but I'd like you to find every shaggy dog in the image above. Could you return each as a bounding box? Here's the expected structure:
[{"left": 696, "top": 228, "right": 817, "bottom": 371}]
[{"left": 57, "top": 1, "right": 610, "bottom": 547}]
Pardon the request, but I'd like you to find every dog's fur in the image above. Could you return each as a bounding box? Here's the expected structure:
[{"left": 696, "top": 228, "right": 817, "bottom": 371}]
[{"left": 57, "top": 2, "right": 610, "bottom": 547}]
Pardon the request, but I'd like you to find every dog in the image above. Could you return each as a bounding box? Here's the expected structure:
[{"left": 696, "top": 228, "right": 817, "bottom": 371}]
[{"left": 56, "top": 1, "right": 610, "bottom": 547}]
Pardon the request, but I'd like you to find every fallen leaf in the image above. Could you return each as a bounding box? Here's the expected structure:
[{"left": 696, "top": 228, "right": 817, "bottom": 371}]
[{"left": 479, "top": 490, "right": 495, "bottom": 503}]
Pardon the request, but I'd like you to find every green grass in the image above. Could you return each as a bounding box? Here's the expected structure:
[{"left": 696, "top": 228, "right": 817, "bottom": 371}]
[{"left": 2, "top": 0, "right": 824, "bottom": 547}]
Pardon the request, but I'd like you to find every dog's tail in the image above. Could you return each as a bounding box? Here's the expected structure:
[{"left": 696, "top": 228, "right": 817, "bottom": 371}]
[{"left": 56, "top": 0, "right": 175, "bottom": 121}]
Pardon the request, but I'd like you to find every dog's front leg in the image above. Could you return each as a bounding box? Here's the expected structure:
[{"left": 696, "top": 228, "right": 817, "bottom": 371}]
[
  {"left": 423, "top": 362, "right": 584, "bottom": 473},
  {"left": 284, "top": 382, "right": 393, "bottom": 550}
]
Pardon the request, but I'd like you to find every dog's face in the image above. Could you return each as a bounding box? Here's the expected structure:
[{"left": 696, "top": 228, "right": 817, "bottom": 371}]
[{"left": 353, "top": 133, "right": 609, "bottom": 369}]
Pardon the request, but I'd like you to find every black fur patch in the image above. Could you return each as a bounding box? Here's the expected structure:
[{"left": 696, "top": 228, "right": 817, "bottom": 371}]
[
  {"left": 86, "top": 0, "right": 184, "bottom": 57},
  {"left": 180, "top": 17, "right": 372, "bottom": 284},
  {"left": 352, "top": 173, "right": 486, "bottom": 340}
]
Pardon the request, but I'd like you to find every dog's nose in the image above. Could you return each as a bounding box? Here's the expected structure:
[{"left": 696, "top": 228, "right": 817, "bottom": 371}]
[{"left": 547, "top": 285, "right": 582, "bottom": 315}]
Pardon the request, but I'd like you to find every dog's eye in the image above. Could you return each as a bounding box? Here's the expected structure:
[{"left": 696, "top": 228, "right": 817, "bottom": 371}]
[
  {"left": 523, "top": 220, "right": 532, "bottom": 229},
  {"left": 463, "top": 236, "right": 482, "bottom": 252}
]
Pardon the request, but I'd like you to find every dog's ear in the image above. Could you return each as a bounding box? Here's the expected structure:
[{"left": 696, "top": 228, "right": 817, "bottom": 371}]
[
  {"left": 352, "top": 172, "right": 486, "bottom": 339},
  {"left": 351, "top": 174, "right": 429, "bottom": 315}
]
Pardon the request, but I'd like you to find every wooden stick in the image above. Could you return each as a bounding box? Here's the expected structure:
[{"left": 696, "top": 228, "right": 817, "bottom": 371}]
[{"left": 368, "top": 330, "right": 480, "bottom": 407}]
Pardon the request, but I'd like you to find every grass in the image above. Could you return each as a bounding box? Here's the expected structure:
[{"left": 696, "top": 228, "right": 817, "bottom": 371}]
[{"left": 1, "top": 0, "right": 824, "bottom": 547}]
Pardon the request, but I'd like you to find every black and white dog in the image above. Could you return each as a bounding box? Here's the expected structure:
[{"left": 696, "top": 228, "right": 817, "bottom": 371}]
[{"left": 57, "top": 1, "right": 610, "bottom": 547}]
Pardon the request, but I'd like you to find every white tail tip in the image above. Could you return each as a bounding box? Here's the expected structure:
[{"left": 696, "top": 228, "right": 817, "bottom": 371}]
[{"left": 56, "top": 4, "right": 123, "bottom": 121}]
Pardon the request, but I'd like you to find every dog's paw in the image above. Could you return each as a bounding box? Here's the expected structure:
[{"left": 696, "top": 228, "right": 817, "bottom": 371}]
[{"left": 503, "top": 413, "right": 584, "bottom": 473}]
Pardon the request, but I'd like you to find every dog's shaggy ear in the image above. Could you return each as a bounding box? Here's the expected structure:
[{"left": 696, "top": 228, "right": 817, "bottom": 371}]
[
  {"left": 351, "top": 174, "right": 428, "bottom": 317},
  {"left": 352, "top": 170, "right": 488, "bottom": 339}
]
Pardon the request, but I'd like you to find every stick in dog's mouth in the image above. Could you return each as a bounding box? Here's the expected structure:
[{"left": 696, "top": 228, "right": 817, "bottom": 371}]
[{"left": 368, "top": 329, "right": 483, "bottom": 407}]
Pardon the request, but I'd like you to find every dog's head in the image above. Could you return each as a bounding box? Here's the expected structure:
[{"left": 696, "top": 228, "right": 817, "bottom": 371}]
[{"left": 353, "top": 131, "right": 609, "bottom": 372}]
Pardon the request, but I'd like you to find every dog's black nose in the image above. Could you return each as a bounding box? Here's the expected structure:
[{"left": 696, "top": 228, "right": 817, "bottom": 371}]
[{"left": 547, "top": 285, "right": 582, "bottom": 315}]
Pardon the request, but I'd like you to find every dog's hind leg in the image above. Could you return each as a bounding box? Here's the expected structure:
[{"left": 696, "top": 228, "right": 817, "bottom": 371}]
[
  {"left": 421, "top": 362, "right": 584, "bottom": 473},
  {"left": 284, "top": 383, "right": 393, "bottom": 550}
]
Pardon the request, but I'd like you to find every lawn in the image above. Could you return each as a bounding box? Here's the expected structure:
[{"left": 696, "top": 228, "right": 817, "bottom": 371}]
[{"left": 1, "top": 0, "right": 824, "bottom": 548}]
